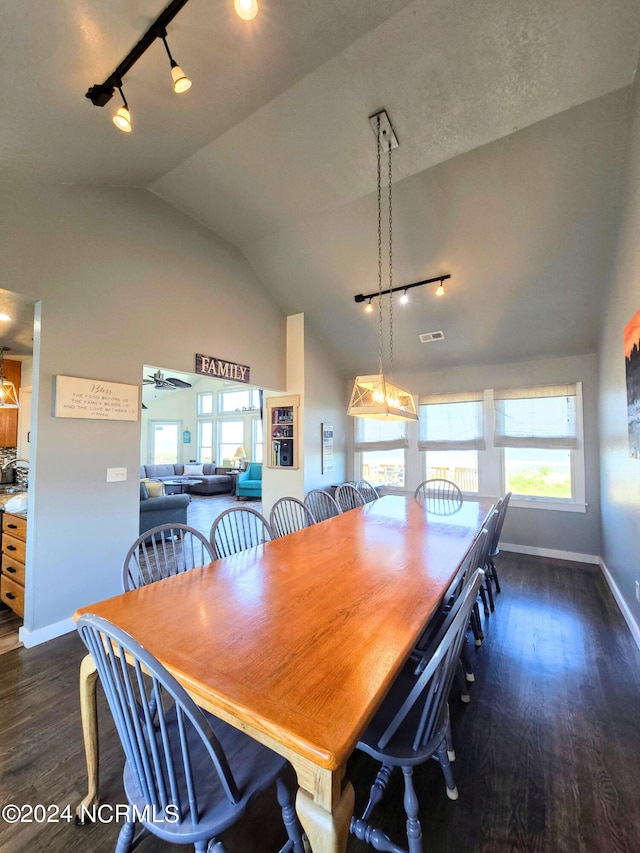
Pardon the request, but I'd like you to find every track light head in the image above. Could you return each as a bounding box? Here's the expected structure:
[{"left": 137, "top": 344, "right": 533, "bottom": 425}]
[
  {"left": 400, "top": 290, "right": 409, "bottom": 304},
  {"left": 170, "top": 61, "right": 192, "bottom": 93},
  {"left": 365, "top": 299, "right": 374, "bottom": 314},
  {"left": 435, "top": 281, "right": 445, "bottom": 296},
  {"left": 113, "top": 87, "right": 132, "bottom": 132},
  {"left": 235, "top": 0, "right": 259, "bottom": 20}
]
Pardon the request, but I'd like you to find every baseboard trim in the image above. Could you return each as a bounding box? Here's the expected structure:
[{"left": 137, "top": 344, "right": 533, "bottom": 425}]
[
  {"left": 501, "top": 542, "right": 599, "bottom": 565},
  {"left": 19, "top": 616, "right": 75, "bottom": 648},
  {"left": 599, "top": 559, "right": 640, "bottom": 652}
]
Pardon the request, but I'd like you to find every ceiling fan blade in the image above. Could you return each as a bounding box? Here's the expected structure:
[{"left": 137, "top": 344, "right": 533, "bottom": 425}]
[{"left": 167, "top": 378, "right": 192, "bottom": 388}]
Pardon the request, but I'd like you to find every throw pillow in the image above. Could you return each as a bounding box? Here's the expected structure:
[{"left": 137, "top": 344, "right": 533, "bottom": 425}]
[
  {"left": 183, "top": 463, "right": 204, "bottom": 476},
  {"left": 146, "top": 480, "right": 165, "bottom": 498}
]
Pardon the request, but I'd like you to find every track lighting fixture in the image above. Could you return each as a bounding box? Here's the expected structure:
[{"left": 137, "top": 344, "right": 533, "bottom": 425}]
[
  {"left": 159, "top": 30, "right": 192, "bottom": 93},
  {"left": 354, "top": 274, "right": 451, "bottom": 312},
  {"left": 112, "top": 86, "right": 132, "bottom": 133},
  {"left": 365, "top": 298, "right": 374, "bottom": 313},
  {"left": 235, "top": 0, "right": 259, "bottom": 20},
  {"left": 87, "top": 0, "right": 259, "bottom": 130}
]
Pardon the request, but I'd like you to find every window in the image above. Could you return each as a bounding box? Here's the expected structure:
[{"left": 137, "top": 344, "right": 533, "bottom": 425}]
[
  {"left": 411, "top": 383, "right": 585, "bottom": 511},
  {"left": 198, "top": 392, "right": 214, "bottom": 415},
  {"left": 494, "top": 384, "right": 578, "bottom": 501},
  {"left": 218, "top": 420, "right": 244, "bottom": 467},
  {"left": 355, "top": 418, "right": 408, "bottom": 488},
  {"left": 198, "top": 421, "right": 214, "bottom": 463},
  {"left": 151, "top": 421, "right": 180, "bottom": 464},
  {"left": 254, "top": 418, "right": 263, "bottom": 463},
  {"left": 418, "top": 392, "right": 485, "bottom": 493},
  {"left": 219, "top": 388, "right": 261, "bottom": 413}
]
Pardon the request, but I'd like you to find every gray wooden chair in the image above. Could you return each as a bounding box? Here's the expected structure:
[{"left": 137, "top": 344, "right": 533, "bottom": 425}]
[
  {"left": 414, "top": 478, "right": 463, "bottom": 513},
  {"left": 486, "top": 491, "right": 512, "bottom": 596},
  {"left": 304, "top": 489, "right": 342, "bottom": 522},
  {"left": 335, "top": 482, "right": 366, "bottom": 511},
  {"left": 210, "top": 506, "right": 273, "bottom": 558},
  {"left": 122, "top": 523, "right": 215, "bottom": 591},
  {"left": 350, "top": 569, "right": 485, "bottom": 853},
  {"left": 76, "top": 613, "right": 305, "bottom": 853},
  {"left": 355, "top": 480, "right": 380, "bottom": 503},
  {"left": 270, "top": 497, "right": 316, "bottom": 538}
]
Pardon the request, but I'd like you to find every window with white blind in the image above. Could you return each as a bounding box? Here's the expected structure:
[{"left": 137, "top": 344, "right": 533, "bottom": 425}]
[
  {"left": 494, "top": 384, "right": 579, "bottom": 501},
  {"left": 412, "top": 383, "right": 585, "bottom": 511},
  {"left": 355, "top": 418, "right": 408, "bottom": 488},
  {"left": 418, "top": 392, "right": 485, "bottom": 493}
]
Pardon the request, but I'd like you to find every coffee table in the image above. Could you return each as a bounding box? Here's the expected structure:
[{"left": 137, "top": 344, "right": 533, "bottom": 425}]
[{"left": 162, "top": 478, "right": 202, "bottom": 494}]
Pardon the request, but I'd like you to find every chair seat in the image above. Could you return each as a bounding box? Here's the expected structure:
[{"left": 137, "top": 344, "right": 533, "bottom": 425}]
[{"left": 123, "top": 706, "right": 288, "bottom": 843}]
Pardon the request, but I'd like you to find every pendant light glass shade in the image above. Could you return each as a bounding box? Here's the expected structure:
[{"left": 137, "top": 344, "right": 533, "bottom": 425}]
[
  {"left": 113, "top": 105, "right": 132, "bottom": 132},
  {"left": 348, "top": 375, "right": 417, "bottom": 421},
  {"left": 171, "top": 62, "right": 192, "bottom": 93},
  {"left": 235, "top": 0, "right": 259, "bottom": 20}
]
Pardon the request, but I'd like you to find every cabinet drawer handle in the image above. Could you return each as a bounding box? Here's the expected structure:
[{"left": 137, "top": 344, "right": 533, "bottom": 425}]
[
  {"left": 5, "top": 592, "right": 15, "bottom": 600},
  {"left": 6, "top": 545, "right": 16, "bottom": 551},
  {"left": 7, "top": 524, "right": 18, "bottom": 530},
  {"left": 5, "top": 566, "right": 16, "bottom": 574}
]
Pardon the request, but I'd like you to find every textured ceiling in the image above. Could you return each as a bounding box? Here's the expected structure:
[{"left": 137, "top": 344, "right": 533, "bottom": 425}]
[{"left": 3, "top": 0, "right": 640, "bottom": 374}]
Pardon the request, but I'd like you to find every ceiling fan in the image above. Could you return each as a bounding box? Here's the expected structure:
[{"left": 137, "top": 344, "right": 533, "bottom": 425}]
[{"left": 143, "top": 369, "right": 192, "bottom": 390}]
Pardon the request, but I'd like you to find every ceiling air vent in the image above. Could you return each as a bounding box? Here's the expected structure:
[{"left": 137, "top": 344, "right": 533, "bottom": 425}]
[{"left": 419, "top": 330, "right": 445, "bottom": 344}]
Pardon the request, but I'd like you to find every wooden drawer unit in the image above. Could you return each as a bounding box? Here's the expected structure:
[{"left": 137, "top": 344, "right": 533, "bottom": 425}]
[
  {"left": 1, "top": 511, "right": 27, "bottom": 618},
  {"left": 1, "top": 574, "right": 24, "bottom": 617}
]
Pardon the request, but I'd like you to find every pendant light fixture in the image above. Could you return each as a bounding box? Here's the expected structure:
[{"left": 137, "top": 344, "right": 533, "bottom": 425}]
[
  {"left": 348, "top": 110, "right": 417, "bottom": 422},
  {"left": 112, "top": 86, "right": 132, "bottom": 133},
  {"left": 159, "top": 29, "right": 192, "bottom": 93},
  {"left": 0, "top": 348, "right": 19, "bottom": 409}
]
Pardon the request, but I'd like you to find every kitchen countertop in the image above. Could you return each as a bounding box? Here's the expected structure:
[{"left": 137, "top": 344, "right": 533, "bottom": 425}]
[{"left": 0, "top": 491, "right": 28, "bottom": 514}]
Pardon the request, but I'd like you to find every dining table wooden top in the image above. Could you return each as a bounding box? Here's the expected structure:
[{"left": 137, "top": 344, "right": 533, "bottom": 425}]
[{"left": 75, "top": 494, "right": 493, "bottom": 772}]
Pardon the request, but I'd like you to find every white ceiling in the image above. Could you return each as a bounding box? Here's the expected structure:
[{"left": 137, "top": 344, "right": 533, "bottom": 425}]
[{"left": 3, "top": 0, "right": 640, "bottom": 375}]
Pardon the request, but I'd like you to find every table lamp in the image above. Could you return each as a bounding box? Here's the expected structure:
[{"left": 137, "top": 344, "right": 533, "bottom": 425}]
[{"left": 233, "top": 446, "right": 247, "bottom": 469}]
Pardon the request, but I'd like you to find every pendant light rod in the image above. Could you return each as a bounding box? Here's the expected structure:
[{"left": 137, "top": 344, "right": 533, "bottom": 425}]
[
  {"left": 86, "top": 0, "right": 191, "bottom": 107},
  {"left": 354, "top": 274, "right": 451, "bottom": 304}
]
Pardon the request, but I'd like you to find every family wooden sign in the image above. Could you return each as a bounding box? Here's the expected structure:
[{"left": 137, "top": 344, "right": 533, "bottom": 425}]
[{"left": 195, "top": 354, "right": 251, "bottom": 384}]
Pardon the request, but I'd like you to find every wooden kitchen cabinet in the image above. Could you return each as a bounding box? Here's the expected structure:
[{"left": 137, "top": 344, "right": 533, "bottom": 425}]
[
  {"left": 0, "top": 359, "right": 21, "bottom": 447},
  {"left": 0, "top": 511, "right": 27, "bottom": 617}
]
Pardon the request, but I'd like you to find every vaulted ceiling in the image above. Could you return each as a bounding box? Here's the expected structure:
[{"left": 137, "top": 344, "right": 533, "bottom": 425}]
[{"left": 3, "top": 0, "right": 640, "bottom": 375}]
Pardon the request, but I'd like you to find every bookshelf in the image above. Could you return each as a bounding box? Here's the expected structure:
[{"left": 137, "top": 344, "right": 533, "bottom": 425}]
[{"left": 266, "top": 394, "right": 299, "bottom": 468}]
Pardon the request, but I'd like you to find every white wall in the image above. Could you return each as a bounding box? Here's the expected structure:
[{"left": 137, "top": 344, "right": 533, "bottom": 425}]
[
  {"left": 598, "top": 62, "right": 640, "bottom": 639},
  {"left": 1, "top": 183, "right": 288, "bottom": 643}
]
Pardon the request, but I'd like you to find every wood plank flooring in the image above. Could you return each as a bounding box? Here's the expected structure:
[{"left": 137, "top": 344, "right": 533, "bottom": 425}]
[{"left": 0, "top": 553, "right": 639, "bottom": 852}]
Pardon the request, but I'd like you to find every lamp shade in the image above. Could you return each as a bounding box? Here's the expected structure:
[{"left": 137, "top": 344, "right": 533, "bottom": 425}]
[
  {"left": 348, "top": 374, "right": 417, "bottom": 422},
  {"left": 233, "top": 446, "right": 247, "bottom": 459},
  {"left": 0, "top": 378, "right": 19, "bottom": 408}
]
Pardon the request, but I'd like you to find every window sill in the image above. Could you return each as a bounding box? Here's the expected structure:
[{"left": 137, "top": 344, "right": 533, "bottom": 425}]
[{"left": 509, "top": 497, "right": 587, "bottom": 513}]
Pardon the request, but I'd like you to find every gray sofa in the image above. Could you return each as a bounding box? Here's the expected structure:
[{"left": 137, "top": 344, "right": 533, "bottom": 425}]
[
  {"left": 139, "top": 481, "right": 189, "bottom": 536},
  {"left": 140, "top": 463, "right": 234, "bottom": 496}
]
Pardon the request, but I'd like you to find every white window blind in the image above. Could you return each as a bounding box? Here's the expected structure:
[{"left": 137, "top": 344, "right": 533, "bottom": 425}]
[
  {"left": 354, "top": 417, "right": 409, "bottom": 452},
  {"left": 418, "top": 391, "right": 485, "bottom": 451},
  {"left": 493, "top": 383, "right": 578, "bottom": 449}
]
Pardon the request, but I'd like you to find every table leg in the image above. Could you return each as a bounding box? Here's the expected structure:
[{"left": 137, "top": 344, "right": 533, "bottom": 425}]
[
  {"left": 75, "top": 653, "right": 99, "bottom": 823},
  {"left": 294, "top": 764, "right": 355, "bottom": 853}
]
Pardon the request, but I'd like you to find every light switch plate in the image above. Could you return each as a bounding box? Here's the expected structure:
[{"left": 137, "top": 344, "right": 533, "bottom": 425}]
[{"left": 106, "top": 467, "right": 127, "bottom": 482}]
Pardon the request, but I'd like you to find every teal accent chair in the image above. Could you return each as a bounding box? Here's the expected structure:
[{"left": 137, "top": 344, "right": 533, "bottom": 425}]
[{"left": 236, "top": 462, "right": 263, "bottom": 499}]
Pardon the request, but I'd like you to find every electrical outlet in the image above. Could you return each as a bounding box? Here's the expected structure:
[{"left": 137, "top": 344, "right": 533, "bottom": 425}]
[
  {"left": 636, "top": 580, "right": 640, "bottom": 603},
  {"left": 106, "top": 467, "right": 127, "bottom": 482}
]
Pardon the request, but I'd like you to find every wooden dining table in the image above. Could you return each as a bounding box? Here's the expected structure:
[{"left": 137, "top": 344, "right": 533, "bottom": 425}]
[{"left": 74, "top": 494, "right": 493, "bottom": 853}]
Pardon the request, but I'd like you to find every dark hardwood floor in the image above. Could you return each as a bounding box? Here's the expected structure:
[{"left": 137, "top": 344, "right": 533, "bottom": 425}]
[{"left": 1, "top": 553, "right": 639, "bottom": 852}]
